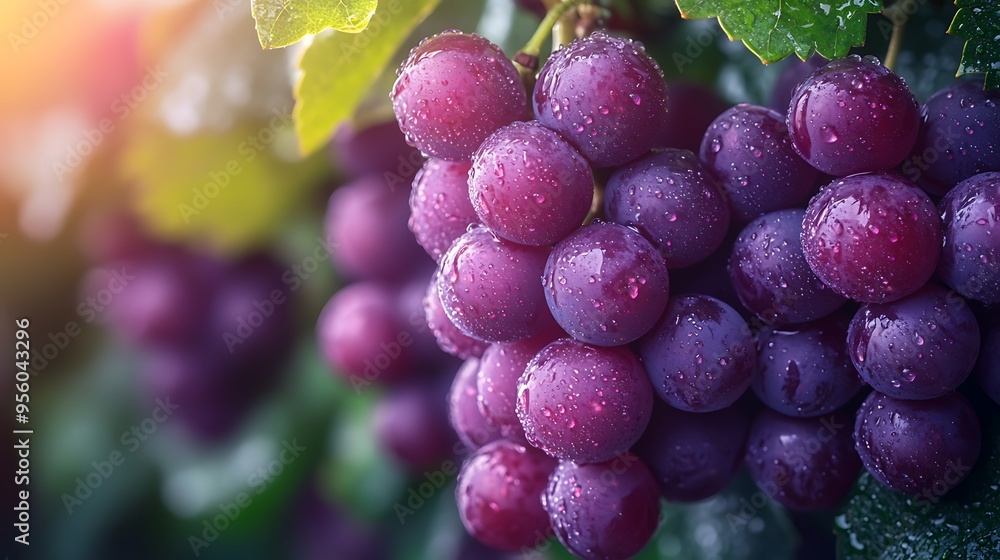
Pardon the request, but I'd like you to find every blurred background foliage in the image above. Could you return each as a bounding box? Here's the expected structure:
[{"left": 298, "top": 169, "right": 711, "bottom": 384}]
[{"left": 0, "top": 0, "right": 973, "bottom": 559}]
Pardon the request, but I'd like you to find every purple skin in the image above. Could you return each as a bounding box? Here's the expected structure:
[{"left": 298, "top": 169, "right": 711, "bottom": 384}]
[
  {"left": 901, "top": 79, "right": 1000, "bottom": 196},
  {"left": 330, "top": 119, "right": 422, "bottom": 180},
  {"left": 449, "top": 357, "right": 503, "bottom": 452},
  {"left": 769, "top": 54, "right": 827, "bottom": 114},
  {"left": 854, "top": 391, "right": 981, "bottom": 496},
  {"left": 392, "top": 31, "right": 527, "bottom": 161},
  {"left": 436, "top": 226, "right": 552, "bottom": 343},
  {"left": 754, "top": 311, "right": 864, "bottom": 418},
  {"left": 325, "top": 175, "right": 423, "bottom": 280},
  {"left": 517, "top": 339, "right": 653, "bottom": 463},
  {"left": 730, "top": 209, "right": 846, "bottom": 325},
  {"left": 409, "top": 159, "right": 480, "bottom": 262},
  {"left": 424, "top": 278, "right": 489, "bottom": 359},
  {"left": 477, "top": 328, "right": 563, "bottom": 440},
  {"left": 534, "top": 32, "right": 668, "bottom": 167},
  {"left": 604, "top": 149, "right": 730, "bottom": 269},
  {"left": 543, "top": 222, "right": 670, "bottom": 346},
  {"left": 745, "top": 409, "right": 861, "bottom": 511},
  {"left": 975, "top": 326, "right": 1000, "bottom": 405},
  {"left": 637, "top": 295, "right": 755, "bottom": 413},
  {"left": 788, "top": 55, "right": 920, "bottom": 176},
  {"left": 801, "top": 172, "right": 942, "bottom": 303},
  {"left": 634, "top": 403, "right": 748, "bottom": 502},
  {"left": 701, "top": 104, "right": 820, "bottom": 223},
  {"left": 470, "top": 121, "right": 594, "bottom": 246},
  {"left": 848, "top": 284, "right": 980, "bottom": 400},
  {"left": 937, "top": 172, "right": 1000, "bottom": 304},
  {"left": 456, "top": 440, "right": 557, "bottom": 551},
  {"left": 317, "top": 282, "right": 418, "bottom": 387},
  {"left": 373, "top": 379, "right": 456, "bottom": 471},
  {"left": 543, "top": 457, "right": 661, "bottom": 560},
  {"left": 656, "top": 82, "right": 731, "bottom": 153}
]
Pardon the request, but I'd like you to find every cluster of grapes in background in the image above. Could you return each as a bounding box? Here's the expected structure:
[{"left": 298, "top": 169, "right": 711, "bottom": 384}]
[{"left": 80, "top": 215, "right": 295, "bottom": 441}]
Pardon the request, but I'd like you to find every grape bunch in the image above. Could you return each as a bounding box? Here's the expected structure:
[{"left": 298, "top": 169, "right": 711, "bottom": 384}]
[
  {"left": 81, "top": 216, "right": 296, "bottom": 441},
  {"left": 318, "top": 17, "right": 1000, "bottom": 560}
]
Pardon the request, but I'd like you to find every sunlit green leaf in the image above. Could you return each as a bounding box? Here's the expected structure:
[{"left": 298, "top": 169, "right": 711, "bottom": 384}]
[{"left": 252, "top": 0, "right": 379, "bottom": 49}]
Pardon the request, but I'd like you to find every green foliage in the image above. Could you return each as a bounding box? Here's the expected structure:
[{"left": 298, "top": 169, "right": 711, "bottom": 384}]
[
  {"left": 948, "top": 0, "right": 1000, "bottom": 88},
  {"left": 835, "top": 415, "right": 1000, "bottom": 559},
  {"left": 251, "top": 0, "right": 379, "bottom": 49},
  {"left": 673, "top": 0, "right": 883, "bottom": 63},
  {"left": 294, "top": 0, "right": 443, "bottom": 155}
]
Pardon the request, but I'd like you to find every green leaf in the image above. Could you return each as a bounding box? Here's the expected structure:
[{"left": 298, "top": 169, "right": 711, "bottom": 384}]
[
  {"left": 835, "top": 415, "right": 1000, "bottom": 559},
  {"left": 673, "top": 0, "right": 883, "bottom": 63},
  {"left": 294, "top": 0, "right": 443, "bottom": 155},
  {"left": 120, "top": 120, "right": 328, "bottom": 253},
  {"left": 948, "top": 0, "right": 1000, "bottom": 89},
  {"left": 251, "top": 0, "right": 379, "bottom": 49}
]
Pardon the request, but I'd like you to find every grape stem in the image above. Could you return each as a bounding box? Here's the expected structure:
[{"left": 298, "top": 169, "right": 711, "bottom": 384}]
[{"left": 882, "top": 0, "right": 920, "bottom": 71}]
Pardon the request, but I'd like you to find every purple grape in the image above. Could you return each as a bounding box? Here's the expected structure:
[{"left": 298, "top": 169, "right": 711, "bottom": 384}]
[
  {"left": 854, "top": 391, "right": 981, "bottom": 496},
  {"left": 788, "top": 55, "right": 920, "bottom": 176},
  {"left": 449, "top": 357, "right": 503, "bottom": 452},
  {"left": 534, "top": 32, "right": 668, "bottom": 167},
  {"left": 477, "top": 328, "right": 562, "bottom": 440},
  {"left": 373, "top": 379, "right": 456, "bottom": 471},
  {"left": 325, "top": 175, "right": 422, "bottom": 280},
  {"left": 730, "top": 209, "right": 845, "bottom": 324},
  {"left": 330, "top": 119, "right": 422, "bottom": 180},
  {"left": 754, "top": 312, "right": 863, "bottom": 417},
  {"left": 409, "top": 159, "right": 480, "bottom": 262},
  {"left": 437, "top": 226, "right": 552, "bottom": 343},
  {"left": 469, "top": 121, "right": 594, "bottom": 246},
  {"left": 392, "top": 31, "right": 527, "bottom": 161},
  {"left": 656, "top": 82, "right": 730, "bottom": 153},
  {"left": 975, "top": 326, "right": 1000, "bottom": 405},
  {"left": 543, "top": 222, "right": 670, "bottom": 346},
  {"left": 542, "top": 457, "right": 661, "bottom": 560},
  {"left": 769, "top": 54, "right": 826, "bottom": 113},
  {"left": 901, "top": 80, "right": 1000, "bottom": 195},
  {"left": 745, "top": 409, "right": 861, "bottom": 511},
  {"left": 516, "top": 338, "right": 653, "bottom": 463},
  {"left": 634, "top": 403, "right": 748, "bottom": 502},
  {"left": 424, "top": 279, "right": 489, "bottom": 359},
  {"left": 456, "top": 439, "right": 557, "bottom": 551},
  {"left": 317, "top": 282, "right": 416, "bottom": 388},
  {"left": 801, "top": 172, "right": 942, "bottom": 303},
  {"left": 937, "top": 172, "right": 1000, "bottom": 304},
  {"left": 701, "top": 104, "right": 820, "bottom": 223},
  {"left": 604, "top": 149, "right": 730, "bottom": 269},
  {"left": 637, "top": 294, "right": 755, "bottom": 412},
  {"left": 848, "top": 284, "right": 980, "bottom": 400}
]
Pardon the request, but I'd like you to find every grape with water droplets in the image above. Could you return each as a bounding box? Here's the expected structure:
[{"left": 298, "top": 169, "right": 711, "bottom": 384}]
[
  {"left": 409, "top": 159, "right": 480, "bottom": 262},
  {"left": 701, "top": 103, "right": 820, "bottom": 223},
  {"left": 543, "top": 222, "right": 669, "bottom": 346},
  {"left": 424, "top": 279, "right": 489, "bottom": 359},
  {"left": 787, "top": 55, "right": 920, "bottom": 177},
  {"left": 801, "top": 172, "right": 942, "bottom": 303},
  {"left": 392, "top": 31, "right": 527, "bottom": 161},
  {"left": 637, "top": 294, "right": 755, "bottom": 412},
  {"left": 847, "top": 284, "right": 980, "bottom": 400},
  {"left": 854, "top": 391, "right": 981, "bottom": 496},
  {"left": 456, "top": 439, "right": 557, "bottom": 551},
  {"left": 450, "top": 357, "right": 502, "bottom": 451},
  {"left": 517, "top": 338, "right": 653, "bottom": 463},
  {"left": 937, "top": 172, "right": 1000, "bottom": 304},
  {"left": 533, "top": 32, "right": 668, "bottom": 167},
  {"left": 470, "top": 121, "right": 594, "bottom": 246},
  {"left": 604, "top": 149, "right": 730, "bottom": 269},
  {"left": 543, "top": 457, "right": 661, "bottom": 560}
]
